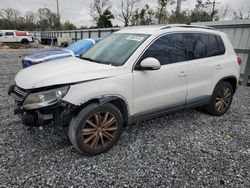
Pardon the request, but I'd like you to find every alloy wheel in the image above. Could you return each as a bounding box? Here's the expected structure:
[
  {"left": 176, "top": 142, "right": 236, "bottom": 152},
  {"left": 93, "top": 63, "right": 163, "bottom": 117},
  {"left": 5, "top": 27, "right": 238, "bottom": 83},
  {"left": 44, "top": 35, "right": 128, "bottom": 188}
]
[
  {"left": 81, "top": 112, "right": 118, "bottom": 149},
  {"left": 215, "top": 87, "right": 232, "bottom": 112}
]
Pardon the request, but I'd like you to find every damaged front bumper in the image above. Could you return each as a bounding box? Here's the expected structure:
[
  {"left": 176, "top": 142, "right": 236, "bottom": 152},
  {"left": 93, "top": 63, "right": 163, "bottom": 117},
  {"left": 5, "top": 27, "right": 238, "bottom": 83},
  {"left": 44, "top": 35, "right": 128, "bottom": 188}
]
[{"left": 8, "top": 84, "right": 77, "bottom": 127}]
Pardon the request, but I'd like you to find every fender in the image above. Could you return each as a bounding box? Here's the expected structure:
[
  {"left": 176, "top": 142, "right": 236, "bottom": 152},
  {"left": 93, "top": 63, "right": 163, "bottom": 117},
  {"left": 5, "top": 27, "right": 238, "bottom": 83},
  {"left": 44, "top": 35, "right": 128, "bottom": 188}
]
[{"left": 78, "top": 95, "right": 130, "bottom": 123}]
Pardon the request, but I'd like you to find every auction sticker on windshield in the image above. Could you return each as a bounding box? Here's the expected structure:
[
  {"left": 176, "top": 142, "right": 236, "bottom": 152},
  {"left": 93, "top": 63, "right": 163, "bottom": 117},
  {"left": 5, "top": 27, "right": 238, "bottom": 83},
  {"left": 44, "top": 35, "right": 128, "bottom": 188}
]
[{"left": 126, "top": 35, "right": 145, "bottom": 42}]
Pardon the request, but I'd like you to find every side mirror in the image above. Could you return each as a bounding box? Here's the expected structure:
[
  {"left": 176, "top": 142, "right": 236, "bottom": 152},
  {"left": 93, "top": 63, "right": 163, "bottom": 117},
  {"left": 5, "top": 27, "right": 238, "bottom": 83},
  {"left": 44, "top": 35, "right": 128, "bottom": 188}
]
[{"left": 139, "top": 57, "right": 161, "bottom": 70}]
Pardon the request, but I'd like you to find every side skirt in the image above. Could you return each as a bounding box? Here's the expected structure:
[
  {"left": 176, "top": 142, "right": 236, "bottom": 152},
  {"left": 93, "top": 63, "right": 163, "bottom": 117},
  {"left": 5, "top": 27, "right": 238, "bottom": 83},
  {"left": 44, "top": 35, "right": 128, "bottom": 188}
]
[{"left": 128, "top": 95, "right": 211, "bottom": 125}]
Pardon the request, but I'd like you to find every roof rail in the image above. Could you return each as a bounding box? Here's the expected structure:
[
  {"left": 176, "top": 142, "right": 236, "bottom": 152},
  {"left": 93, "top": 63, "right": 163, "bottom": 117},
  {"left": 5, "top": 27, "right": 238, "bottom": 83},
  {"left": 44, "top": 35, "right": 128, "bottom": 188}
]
[{"left": 160, "top": 24, "right": 215, "bottom": 30}]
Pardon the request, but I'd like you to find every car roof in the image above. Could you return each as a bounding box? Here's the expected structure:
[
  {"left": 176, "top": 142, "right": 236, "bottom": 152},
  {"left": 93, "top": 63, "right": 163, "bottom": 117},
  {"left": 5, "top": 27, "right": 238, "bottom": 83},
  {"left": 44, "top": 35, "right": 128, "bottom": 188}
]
[{"left": 117, "top": 24, "right": 222, "bottom": 35}]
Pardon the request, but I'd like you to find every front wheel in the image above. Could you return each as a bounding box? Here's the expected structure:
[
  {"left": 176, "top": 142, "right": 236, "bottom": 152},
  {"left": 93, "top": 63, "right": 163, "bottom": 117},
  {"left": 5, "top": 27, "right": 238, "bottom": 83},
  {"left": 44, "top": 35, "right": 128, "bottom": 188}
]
[
  {"left": 68, "top": 103, "right": 123, "bottom": 155},
  {"left": 205, "top": 81, "right": 234, "bottom": 116}
]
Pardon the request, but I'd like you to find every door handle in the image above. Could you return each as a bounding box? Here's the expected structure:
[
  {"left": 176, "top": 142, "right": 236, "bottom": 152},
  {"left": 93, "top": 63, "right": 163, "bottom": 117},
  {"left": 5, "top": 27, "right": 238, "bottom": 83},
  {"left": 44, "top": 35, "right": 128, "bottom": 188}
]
[
  {"left": 216, "top": 64, "right": 222, "bottom": 70},
  {"left": 178, "top": 71, "right": 187, "bottom": 77}
]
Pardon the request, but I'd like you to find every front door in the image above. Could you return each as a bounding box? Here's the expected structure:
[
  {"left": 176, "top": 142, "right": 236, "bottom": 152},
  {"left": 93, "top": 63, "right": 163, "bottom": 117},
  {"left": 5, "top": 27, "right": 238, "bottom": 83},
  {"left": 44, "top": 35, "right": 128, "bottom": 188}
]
[
  {"left": 1, "top": 32, "right": 16, "bottom": 42},
  {"left": 133, "top": 33, "right": 189, "bottom": 115}
]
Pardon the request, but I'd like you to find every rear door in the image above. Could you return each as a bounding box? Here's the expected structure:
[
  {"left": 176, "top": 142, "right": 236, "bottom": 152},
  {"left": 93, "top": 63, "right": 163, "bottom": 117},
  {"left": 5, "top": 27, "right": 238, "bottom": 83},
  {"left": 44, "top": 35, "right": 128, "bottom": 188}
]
[{"left": 186, "top": 32, "right": 226, "bottom": 105}]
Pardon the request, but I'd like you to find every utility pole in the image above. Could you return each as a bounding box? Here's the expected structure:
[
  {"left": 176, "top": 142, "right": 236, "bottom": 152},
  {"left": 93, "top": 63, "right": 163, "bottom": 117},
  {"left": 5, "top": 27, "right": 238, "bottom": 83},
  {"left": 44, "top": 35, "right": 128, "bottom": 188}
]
[
  {"left": 56, "top": 0, "right": 60, "bottom": 22},
  {"left": 211, "top": 0, "right": 215, "bottom": 20},
  {"left": 176, "top": 0, "right": 182, "bottom": 13}
]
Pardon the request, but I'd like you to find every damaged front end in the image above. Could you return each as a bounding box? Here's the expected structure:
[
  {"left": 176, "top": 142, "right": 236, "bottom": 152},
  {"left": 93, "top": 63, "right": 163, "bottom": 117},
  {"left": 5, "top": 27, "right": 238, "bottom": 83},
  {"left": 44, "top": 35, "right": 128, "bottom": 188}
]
[{"left": 8, "top": 84, "right": 76, "bottom": 127}]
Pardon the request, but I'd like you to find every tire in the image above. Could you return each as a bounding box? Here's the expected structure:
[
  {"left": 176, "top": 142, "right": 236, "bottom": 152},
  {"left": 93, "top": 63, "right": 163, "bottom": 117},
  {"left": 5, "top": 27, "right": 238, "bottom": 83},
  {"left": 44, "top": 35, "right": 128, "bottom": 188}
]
[
  {"left": 205, "top": 81, "right": 234, "bottom": 116},
  {"left": 68, "top": 103, "right": 123, "bottom": 155},
  {"left": 21, "top": 39, "right": 29, "bottom": 44}
]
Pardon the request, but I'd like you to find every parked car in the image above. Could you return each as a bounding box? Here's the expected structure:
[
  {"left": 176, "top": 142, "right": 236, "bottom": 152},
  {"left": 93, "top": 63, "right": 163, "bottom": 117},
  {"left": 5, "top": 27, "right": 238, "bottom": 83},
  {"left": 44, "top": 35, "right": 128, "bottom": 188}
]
[
  {"left": 22, "top": 38, "right": 101, "bottom": 68},
  {"left": 0, "top": 30, "right": 33, "bottom": 44},
  {"left": 9, "top": 24, "right": 241, "bottom": 155}
]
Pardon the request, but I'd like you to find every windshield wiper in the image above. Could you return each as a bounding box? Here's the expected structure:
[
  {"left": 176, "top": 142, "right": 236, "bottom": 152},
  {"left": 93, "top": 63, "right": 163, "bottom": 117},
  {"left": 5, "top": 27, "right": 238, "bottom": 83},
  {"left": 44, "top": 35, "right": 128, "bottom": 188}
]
[
  {"left": 79, "top": 56, "right": 96, "bottom": 62},
  {"left": 79, "top": 56, "right": 112, "bottom": 66}
]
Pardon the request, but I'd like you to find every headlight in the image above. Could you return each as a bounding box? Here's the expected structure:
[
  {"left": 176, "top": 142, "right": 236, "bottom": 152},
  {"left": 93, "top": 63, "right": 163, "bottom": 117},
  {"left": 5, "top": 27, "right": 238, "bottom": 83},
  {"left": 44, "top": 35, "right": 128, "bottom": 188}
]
[{"left": 23, "top": 86, "right": 69, "bottom": 109}]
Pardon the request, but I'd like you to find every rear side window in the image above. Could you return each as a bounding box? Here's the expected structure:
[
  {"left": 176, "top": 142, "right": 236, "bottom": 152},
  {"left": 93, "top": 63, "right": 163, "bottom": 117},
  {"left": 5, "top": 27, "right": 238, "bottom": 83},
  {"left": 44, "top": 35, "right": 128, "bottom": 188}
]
[
  {"left": 140, "top": 33, "right": 188, "bottom": 65},
  {"left": 187, "top": 33, "right": 225, "bottom": 60}
]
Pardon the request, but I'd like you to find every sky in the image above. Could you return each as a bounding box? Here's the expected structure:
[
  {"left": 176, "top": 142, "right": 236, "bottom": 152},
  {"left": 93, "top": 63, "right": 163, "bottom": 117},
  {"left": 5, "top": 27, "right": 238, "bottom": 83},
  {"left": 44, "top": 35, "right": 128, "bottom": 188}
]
[{"left": 0, "top": 0, "right": 249, "bottom": 27}]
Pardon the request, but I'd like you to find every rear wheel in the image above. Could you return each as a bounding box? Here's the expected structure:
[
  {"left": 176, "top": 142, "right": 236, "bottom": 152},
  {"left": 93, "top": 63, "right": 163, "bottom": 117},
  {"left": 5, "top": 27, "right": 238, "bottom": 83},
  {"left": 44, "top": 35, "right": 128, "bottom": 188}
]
[
  {"left": 21, "top": 39, "right": 29, "bottom": 44},
  {"left": 68, "top": 103, "right": 123, "bottom": 155},
  {"left": 205, "top": 81, "right": 233, "bottom": 116}
]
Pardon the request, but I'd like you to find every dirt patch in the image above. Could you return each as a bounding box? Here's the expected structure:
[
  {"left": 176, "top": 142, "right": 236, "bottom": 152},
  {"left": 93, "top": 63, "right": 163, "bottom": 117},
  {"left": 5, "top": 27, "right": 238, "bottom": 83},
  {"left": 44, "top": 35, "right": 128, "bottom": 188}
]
[{"left": 0, "top": 42, "right": 44, "bottom": 50}]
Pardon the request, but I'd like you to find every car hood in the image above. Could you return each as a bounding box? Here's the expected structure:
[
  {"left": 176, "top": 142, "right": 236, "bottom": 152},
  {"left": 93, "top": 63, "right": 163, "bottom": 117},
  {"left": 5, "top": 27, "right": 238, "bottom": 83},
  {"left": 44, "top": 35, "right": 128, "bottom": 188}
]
[
  {"left": 24, "top": 49, "right": 73, "bottom": 63},
  {"left": 15, "top": 57, "right": 119, "bottom": 89}
]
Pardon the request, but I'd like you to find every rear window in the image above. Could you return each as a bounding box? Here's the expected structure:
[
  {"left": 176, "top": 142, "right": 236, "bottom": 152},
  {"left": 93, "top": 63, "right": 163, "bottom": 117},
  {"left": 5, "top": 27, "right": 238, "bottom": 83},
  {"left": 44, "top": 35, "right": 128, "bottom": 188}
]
[{"left": 187, "top": 33, "right": 225, "bottom": 60}]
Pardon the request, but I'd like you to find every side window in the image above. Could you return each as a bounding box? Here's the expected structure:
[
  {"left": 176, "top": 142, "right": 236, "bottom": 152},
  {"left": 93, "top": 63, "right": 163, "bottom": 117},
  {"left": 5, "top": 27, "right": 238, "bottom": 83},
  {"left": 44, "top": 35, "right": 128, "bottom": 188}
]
[
  {"left": 187, "top": 33, "right": 225, "bottom": 60},
  {"left": 188, "top": 33, "right": 209, "bottom": 59},
  {"left": 140, "top": 33, "right": 188, "bottom": 65},
  {"left": 5, "top": 32, "right": 14, "bottom": 36},
  {"left": 216, "top": 35, "right": 225, "bottom": 55}
]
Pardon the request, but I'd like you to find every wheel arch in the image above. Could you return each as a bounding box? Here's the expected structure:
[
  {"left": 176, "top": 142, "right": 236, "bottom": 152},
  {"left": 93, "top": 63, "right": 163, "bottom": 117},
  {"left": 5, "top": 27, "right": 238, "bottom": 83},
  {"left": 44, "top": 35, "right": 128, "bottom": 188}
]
[
  {"left": 77, "top": 96, "right": 130, "bottom": 124},
  {"left": 217, "top": 75, "right": 238, "bottom": 93}
]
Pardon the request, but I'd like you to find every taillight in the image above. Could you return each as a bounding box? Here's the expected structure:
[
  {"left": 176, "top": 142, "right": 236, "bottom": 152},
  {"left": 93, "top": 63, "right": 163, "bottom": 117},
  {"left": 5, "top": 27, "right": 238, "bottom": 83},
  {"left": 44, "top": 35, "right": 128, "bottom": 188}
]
[{"left": 237, "top": 56, "right": 242, "bottom": 66}]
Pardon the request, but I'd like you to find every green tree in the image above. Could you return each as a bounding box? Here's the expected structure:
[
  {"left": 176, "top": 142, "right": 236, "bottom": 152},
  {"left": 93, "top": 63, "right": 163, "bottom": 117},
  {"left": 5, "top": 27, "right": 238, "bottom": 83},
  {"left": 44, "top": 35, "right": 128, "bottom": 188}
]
[
  {"left": 63, "top": 20, "right": 77, "bottom": 30},
  {"left": 97, "top": 9, "right": 114, "bottom": 28},
  {"left": 131, "top": 5, "right": 155, "bottom": 25},
  {"left": 155, "top": 0, "right": 174, "bottom": 24},
  {"left": 90, "top": 0, "right": 114, "bottom": 28},
  {"left": 189, "top": 0, "right": 218, "bottom": 22},
  {"left": 169, "top": 11, "right": 189, "bottom": 24}
]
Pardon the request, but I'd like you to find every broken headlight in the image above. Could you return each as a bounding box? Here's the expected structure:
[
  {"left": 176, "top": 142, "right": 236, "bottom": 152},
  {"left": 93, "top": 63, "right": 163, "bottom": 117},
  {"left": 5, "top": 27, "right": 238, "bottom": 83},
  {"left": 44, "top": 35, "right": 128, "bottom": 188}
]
[{"left": 23, "top": 86, "right": 69, "bottom": 110}]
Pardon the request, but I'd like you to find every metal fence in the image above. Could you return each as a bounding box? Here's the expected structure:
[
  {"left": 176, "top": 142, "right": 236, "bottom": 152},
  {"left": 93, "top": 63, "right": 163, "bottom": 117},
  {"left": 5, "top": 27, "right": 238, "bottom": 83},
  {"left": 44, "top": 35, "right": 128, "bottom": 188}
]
[
  {"left": 29, "top": 20, "right": 250, "bottom": 86},
  {"left": 29, "top": 27, "right": 120, "bottom": 43}
]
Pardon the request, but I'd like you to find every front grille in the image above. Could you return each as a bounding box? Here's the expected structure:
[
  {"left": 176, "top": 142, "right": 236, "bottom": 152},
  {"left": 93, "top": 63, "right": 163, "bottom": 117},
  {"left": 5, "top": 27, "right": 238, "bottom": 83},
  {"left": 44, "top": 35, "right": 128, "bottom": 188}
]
[{"left": 9, "top": 85, "right": 29, "bottom": 104}]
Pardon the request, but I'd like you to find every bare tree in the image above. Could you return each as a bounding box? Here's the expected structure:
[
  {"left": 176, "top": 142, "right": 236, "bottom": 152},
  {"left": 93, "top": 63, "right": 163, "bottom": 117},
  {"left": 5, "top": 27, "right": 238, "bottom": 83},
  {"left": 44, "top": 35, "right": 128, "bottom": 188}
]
[
  {"left": 217, "top": 4, "right": 231, "bottom": 20},
  {"left": 38, "top": 8, "right": 60, "bottom": 30},
  {"left": 24, "top": 11, "right": 37, "bottom": 24},
  {"left": 117, "top": 0, "right": 140, "bottom": 26},
  {"left": 24, "top": 11, "right": 37, "bottom": 30},
  {"left": 90, "top": 0, "right": 111, "bottom": 23},
  {"left": 0, "top": 8, "right": 21, "bottom": 21},
  {"left": 233, "top": 7, "right": 250, "bottom": 20}
]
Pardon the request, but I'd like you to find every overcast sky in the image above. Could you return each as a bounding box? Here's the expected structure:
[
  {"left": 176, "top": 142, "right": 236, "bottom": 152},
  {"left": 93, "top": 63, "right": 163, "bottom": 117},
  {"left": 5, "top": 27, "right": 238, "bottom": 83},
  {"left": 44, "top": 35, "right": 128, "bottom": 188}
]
[{"left": 0, "top": 0, "right": 249, "bottom": 26}]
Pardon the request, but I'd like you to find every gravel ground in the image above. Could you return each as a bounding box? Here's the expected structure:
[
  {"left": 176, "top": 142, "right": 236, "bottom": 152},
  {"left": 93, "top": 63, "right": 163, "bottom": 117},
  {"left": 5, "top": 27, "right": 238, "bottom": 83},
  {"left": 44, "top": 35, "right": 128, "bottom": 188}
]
[{"left": 0, "top": 49, "right": 249, "bottom": 187}]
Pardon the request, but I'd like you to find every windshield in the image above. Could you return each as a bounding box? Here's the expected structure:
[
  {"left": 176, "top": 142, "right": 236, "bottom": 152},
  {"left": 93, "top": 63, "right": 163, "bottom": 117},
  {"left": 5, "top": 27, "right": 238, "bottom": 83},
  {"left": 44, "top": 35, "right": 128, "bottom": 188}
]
[{"left": 80, "top": 33, "right": 149, "bottom": 66}]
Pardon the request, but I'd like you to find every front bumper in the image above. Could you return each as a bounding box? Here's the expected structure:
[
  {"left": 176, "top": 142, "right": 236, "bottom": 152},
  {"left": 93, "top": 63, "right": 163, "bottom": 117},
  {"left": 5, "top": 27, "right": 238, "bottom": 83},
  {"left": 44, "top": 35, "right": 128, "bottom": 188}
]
[
  {"left": 8, "top": 84, "right": 77, "bottom": 127},
  {"left": 16, "top": 102, "right": 75, "bottom": 127}
]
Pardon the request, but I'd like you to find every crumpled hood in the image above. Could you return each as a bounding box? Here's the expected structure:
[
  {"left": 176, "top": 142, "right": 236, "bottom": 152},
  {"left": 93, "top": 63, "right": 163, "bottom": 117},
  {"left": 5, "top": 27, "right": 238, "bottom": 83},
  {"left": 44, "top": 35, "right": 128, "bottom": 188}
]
[
  {"left": 15, "top": 57, "right": 119, "bottom": 89},
  {"left": 24, "top": 49, "right": 73, "bottom": 63}
]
